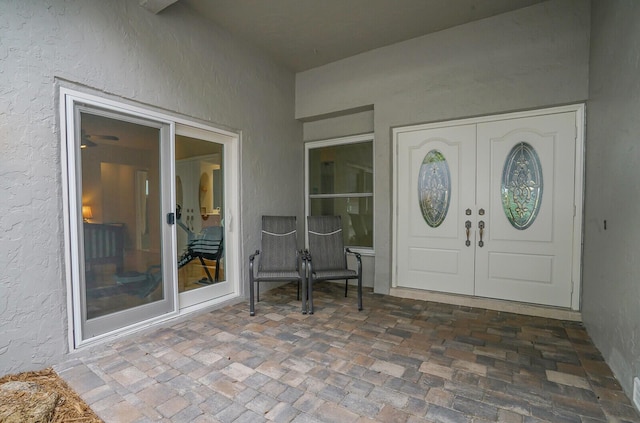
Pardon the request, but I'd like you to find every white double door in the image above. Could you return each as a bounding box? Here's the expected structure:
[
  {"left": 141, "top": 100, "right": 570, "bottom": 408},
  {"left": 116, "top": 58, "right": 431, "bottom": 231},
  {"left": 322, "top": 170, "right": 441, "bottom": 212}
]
[{"left": 395, "top": 109, "right": 582, "bottom": 308}]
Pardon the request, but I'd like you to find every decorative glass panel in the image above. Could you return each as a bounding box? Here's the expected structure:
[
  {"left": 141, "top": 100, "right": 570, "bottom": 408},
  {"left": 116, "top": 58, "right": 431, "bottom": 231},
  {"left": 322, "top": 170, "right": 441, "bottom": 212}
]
[
  {"left": 501, "top": 142, "right": 543, "bottom": 230},
  {"left": 418, "top": 149, "right": 451, "bottom": 228}
]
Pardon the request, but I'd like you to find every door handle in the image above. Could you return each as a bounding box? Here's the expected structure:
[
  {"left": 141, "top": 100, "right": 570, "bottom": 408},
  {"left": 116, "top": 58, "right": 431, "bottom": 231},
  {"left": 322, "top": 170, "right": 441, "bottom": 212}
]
[
  {"left": 478, "top": 221, "right": 485, "bottom": 247},
  {"left": 465, "top": 220, "right": 471, "bottom": 247}
]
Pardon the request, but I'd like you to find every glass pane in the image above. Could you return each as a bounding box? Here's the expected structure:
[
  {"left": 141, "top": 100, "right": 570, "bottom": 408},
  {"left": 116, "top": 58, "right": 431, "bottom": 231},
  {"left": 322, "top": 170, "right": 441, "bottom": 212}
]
[
  {"left": 309, "top": 142, "right": 373, "bottom": 195},
  {"left": 80, "top": 112, "right": 163, "bottom": 320},
  {"left": 501, "top": 142, "right": 543, "bottom": 230},
  {"left": 310, "top": 197, "right": 373, "bottom": 247},
  {"left": 418, "top": 149, "right": 451, "bottom": 228},
  {"left": 175, "top": 135, "right": 225, "bottom": 293}
]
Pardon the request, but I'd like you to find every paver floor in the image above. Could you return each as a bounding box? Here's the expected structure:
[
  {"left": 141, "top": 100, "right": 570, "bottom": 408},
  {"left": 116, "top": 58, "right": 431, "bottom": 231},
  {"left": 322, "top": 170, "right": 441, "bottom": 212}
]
[{"left": 56, "top": 283, "right": 640, "bottom": 422}]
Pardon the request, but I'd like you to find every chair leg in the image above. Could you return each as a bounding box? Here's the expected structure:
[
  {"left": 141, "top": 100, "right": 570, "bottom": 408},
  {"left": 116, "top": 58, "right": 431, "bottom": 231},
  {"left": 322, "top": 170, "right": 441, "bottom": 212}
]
[
  {"left": 308, "top": 277, "right": 314, "bottom": 314},
  {"left": 249, "top": 279, "right": 255, "bottom": 316},
  {"left": 345, "top": 279, "right": 348, "bottom": 297},
  {"left": 214, "top": 259, "right": 220, "bottom": 282},
  {"left": 297, "top": 280, "right": 300, "bottom": 301},
  {"left": 198, "top": 256, "right": 214, "bottom": 283},
  {"left": 257, "top": 282, "right": 260, "bottom": 302},
  {"left": 301, "top": 279, "right": 307, "bottom": 315},
  {"left": 357, "top": 274, "right": 363, "bottom": 311}
]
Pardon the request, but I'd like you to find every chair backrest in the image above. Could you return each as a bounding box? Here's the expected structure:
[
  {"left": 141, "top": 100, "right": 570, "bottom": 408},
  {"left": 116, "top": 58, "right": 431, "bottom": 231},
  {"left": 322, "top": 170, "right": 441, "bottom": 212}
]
[
  {"left": 307, "top": 215, "right": 346, "bottom": 271},
  {"left": 191, "top": 226, "right": 224, "bottom": 256},
  {"left": 259, "top": 216, "right": 298, "bottom": 272}
]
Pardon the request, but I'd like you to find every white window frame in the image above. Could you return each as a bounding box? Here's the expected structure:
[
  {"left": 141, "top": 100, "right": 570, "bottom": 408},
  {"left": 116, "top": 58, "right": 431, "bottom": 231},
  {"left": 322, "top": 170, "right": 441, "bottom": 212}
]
[{"left": 304, "top": 133, "right": 375, "bottom": 255}]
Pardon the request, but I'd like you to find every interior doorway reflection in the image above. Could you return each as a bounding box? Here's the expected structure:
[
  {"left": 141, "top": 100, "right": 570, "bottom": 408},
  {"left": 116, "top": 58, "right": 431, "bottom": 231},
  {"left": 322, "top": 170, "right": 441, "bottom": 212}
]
[{"left": 175, "top": 135, "right": 225, "bottom": 294}]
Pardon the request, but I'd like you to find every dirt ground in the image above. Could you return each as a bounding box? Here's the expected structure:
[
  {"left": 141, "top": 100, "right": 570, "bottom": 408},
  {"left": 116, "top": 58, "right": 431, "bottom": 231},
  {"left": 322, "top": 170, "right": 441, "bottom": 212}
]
[{"left": 0, "top": 367, "right": 103, "bottom": 422}]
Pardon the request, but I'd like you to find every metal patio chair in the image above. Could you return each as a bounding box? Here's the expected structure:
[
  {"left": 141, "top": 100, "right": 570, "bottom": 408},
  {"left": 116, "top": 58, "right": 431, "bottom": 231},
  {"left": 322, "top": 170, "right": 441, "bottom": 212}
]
[
  {"left": 178, "top": 225, "right": 224, "bottom": 284},
  {"left": 249, "top": 216, "right": 306, "bottom": 315},
  {"left": 306, "top": 215, "right": 362, "bottom": 314}
]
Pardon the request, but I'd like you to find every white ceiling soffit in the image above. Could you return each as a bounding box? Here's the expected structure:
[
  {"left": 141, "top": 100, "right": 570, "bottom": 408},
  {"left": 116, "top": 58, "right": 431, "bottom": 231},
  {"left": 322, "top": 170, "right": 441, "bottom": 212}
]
[{"left": 179, "top": 0, "right": 546, "bottom": 72}]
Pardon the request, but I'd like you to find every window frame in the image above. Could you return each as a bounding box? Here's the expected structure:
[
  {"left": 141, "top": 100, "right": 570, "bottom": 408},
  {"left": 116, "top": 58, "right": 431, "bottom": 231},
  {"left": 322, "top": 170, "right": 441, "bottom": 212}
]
[{"left": 304, "top": 133, "right": 375, "bottom": 254}]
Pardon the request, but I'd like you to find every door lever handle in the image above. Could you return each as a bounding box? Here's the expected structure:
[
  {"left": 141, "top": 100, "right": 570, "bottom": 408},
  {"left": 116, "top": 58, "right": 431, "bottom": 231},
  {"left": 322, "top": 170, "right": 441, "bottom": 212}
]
[
  {"left": 478, "top": 221, "right": 485, "bottom": 247},
  {"left": 465, "top": 220, "right": 471, "bottom": 247}
]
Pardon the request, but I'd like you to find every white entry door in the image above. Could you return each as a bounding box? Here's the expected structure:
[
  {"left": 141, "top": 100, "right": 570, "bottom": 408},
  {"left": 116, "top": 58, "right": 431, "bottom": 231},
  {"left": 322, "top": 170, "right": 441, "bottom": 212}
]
[
  {"left": 396, "top": 124, "right": 477, "bottom": 296},
  {"left": 395, "top": 108, "right": 581, "bottom": 308}
]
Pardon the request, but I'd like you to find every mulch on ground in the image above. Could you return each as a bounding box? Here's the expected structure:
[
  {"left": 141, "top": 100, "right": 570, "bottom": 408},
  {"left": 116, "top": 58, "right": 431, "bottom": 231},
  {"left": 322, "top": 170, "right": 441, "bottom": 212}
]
[{"left": 0, "top": 367, "right": 103, "bottom": 423}]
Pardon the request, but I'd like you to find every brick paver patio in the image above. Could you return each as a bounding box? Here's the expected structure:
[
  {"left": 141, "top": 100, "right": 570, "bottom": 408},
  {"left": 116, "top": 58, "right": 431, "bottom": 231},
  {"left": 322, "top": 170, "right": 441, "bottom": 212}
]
[{"left": 55, "top": 283, "right": 640, "bottom": 422}]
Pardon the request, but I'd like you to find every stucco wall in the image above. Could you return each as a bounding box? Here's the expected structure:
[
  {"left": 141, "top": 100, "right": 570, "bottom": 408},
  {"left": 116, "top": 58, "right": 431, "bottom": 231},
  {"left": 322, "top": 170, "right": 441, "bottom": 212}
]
[
  {"left": 302, "top": 109, "right": 374, "bottom": 142},
  {"left": 583, "top": 0, "right": 640, "bottom": 400},
  {"left": 0, "top": 0, "right": 301, "bottom": 375},
  {"left": 296, "top": 0, "right": 590, "bottom": 294}
]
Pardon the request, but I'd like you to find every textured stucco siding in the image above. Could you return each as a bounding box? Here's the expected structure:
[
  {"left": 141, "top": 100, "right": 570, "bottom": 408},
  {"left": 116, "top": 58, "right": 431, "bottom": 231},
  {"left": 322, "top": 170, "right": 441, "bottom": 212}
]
[
  {"left": 295, "top": 0, "right": 590, "bottom": 295},
  {"left": 0, "top": 0, "right": 301, "bottom": 375},
  {"left": 583, "top": 0, "right": 640, "bottom": 399}
]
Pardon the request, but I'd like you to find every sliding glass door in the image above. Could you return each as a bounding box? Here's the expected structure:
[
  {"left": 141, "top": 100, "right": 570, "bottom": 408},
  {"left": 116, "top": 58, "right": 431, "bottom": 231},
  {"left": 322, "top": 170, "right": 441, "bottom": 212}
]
[
  {"left": 175, "top": 126, "right": 235, "bottom": 309},
  {"left": 65, "top": 97, "right": 176, "bottom": 344},
  {"left": 63, "top": 89, "right": 240, "bottom": 346}
]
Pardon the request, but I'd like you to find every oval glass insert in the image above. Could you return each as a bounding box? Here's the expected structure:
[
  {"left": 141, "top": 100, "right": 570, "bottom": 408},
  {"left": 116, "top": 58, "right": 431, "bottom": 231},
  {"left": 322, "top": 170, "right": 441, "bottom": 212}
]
[
  {"left": 501, "top": 142, "right": 543, "bottom": 230},
  {"left": 418, "top": 149, "right": 451, "bottom": 228}
]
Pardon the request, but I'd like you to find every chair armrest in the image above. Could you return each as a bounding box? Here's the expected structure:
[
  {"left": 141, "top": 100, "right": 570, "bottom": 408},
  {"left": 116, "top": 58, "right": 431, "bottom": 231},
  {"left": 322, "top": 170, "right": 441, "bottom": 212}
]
[
  {"left": 296, "top": 249, "right": 310, "bottom": 273},
  {"left": 345, "top": 248, "right": 362, "bottom": 275},
  {"left": 249, "top": 250, "right": 260, "bottom": 281},
  {"left": 249, "top": 250, "right": 260, "bottom": 262},
  {"left": 345, "top": 248, "right": 362, "bottom": 260},
  {"left": 303, "top": 249, "right": 313, "bottom": 274}
]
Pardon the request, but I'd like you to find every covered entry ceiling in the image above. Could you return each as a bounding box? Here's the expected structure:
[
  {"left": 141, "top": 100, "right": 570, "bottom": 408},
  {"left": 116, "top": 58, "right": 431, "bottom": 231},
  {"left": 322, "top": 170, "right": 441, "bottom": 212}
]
[{"left": 178, "top": 0, "right": 547, "bottom": 72}]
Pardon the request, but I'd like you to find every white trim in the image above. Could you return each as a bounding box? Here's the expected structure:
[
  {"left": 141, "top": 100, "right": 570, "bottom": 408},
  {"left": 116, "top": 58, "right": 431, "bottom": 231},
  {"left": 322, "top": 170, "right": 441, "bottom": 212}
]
[
  {"left": 392, "top": 104, "right": 585, "bottom": 311},
  {"left": 309, "top": 193, "right": 373, "bottom": 199},
  {"left": 304, "top": 133, "right": 375, "bottom": 252},
  {"left": 391, "top": 104, "right": 586, "bottom": 135},
  {"left": 60, "top": 91, "right": 76, "bottom": 354},
  {"left": 305, "top": 133, "right": 374, "bottom": 148},
  {"left": 390, "top": 287, "right": 582, "bottom": 321},
  {"left": 572, "top": 104, "right": 586, "bottom": 310},
  {"left": 347, "top": 248, "right": 375, "bottom": 257}
]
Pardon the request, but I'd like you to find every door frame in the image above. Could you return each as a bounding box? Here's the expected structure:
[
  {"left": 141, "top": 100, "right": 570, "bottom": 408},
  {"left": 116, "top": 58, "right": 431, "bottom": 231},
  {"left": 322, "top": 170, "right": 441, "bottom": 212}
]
[
  {"left": 60, "top": 87, "right": 241, "bottom": 349},
  {"left": 391, "top": 104, "right": 585, "bottom": 310}
]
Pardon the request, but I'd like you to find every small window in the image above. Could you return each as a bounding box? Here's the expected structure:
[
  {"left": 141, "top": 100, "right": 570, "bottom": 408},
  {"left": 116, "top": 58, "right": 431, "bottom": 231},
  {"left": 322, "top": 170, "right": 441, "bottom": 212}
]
[{"left": 306, "top": 134, "right": 374, "bottom": 249}]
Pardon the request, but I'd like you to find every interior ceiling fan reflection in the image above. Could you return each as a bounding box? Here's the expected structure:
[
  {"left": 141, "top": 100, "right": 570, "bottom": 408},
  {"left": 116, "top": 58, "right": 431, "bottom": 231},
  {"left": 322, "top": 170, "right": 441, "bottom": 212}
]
[{"left": 80, "top": 129, "right": 119, "bottom": 148}]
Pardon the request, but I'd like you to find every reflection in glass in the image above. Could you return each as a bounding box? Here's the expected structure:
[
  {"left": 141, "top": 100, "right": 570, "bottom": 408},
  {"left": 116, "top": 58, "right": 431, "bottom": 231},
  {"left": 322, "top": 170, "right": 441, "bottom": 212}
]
[
  {"left": 501, "top": 142, "right": 543, "bottom": 230},
  {"left": 310, "top": 197, "right": 373, "bottom": 247},
  {"left": 175, "top": 135, "right": 225, "bottom": 292},
  {"left": 309, "top": 142, "right": 373, "bottom": 195},
  {"left": 308, "top": 140, "right": 374, "bottom": 248},
  {"left": 418, "top": 150, "right": 451, "bottom": 228},
  {"left": 80, "top": 112, "right": 163, "bottom": 320}
]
